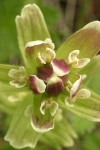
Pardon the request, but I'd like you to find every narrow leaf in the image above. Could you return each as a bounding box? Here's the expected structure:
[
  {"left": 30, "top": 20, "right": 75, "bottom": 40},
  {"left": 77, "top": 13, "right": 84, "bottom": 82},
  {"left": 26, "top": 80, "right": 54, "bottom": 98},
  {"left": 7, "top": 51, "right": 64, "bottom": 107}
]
[
  {"left": 0, "top": 64, "right": 18, "bottom": 82},
  {"left": 4, "top": 94, "right": 41, "bottom": 149},
  {"left": 81, "top": 55, "right": 100, "bottom": 95},
  {"left": 40, "top": 115, "right": 77, "bottom": 149},
  {"left": 57, "top": 21, "right": 100, "bottom": 59}
]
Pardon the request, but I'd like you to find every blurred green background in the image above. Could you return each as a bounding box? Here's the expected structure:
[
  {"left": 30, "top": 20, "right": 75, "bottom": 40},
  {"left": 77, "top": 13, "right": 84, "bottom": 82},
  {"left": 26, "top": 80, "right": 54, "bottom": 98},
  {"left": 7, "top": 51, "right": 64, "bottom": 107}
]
[{"left": 0, "top": 0, "right": 100, "bottom": 150}]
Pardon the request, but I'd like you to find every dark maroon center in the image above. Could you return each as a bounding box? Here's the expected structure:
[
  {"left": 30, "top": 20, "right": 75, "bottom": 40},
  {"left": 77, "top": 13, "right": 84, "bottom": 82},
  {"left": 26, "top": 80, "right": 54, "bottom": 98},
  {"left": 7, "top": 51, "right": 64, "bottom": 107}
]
[
  {"left": 46, "top": 80, "right": 64, "bottom": 96},
  {"left": 37, "top": 65, "right": 53, "bottom": 81},
  {"left": 29, "top": 75, "right": 39, "bottom": 94}
]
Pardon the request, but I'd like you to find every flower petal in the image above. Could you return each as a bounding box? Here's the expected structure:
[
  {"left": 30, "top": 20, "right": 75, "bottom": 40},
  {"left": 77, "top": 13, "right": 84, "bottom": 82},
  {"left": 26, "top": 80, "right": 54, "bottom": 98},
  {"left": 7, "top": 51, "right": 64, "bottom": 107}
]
[
  {"left": 37, "top": 65, "right": 53, "bottom": 81},
  {"left": 57, "top": 21, "right": 100, "bottom": 59},
  {"left": 25, "top": 40, "right": 46, "bottom": 55},
  {"left": 37, "top": 52, "right": 46, "bottom": 64},
  {"left": 40, "top": 100, "right": 46, "bottom": 115},
  {"left": 8, "top": 69, "right": 20, "bottom": 78},
  {"left": 40, "top": 100, "right": 58, "bottom": 117},
  {"left": 47, "top": 76, "right": 64, "bottom": 96},
  {"left": 31, "top": 113, "right": 54, "bottom": 133},
  {"left": 67, "top": 50, "right": 79, "bottom": 64},
  {"left": 29, "top": 75, "right": 46, "bottom": 94},
  {"left": 70, "top": 75, "right": 82, "bottom": 98},
  {"left": 25, "top": 38, "right": 54, "bottom": 55},
  {"left": 45, "top": 38, "right": 55, "bottom": 49},
  {"left": 0, "top": 64, "right": 19, "bottom": 83},
  {"left": 76, "top": 88, "right": 91, "bottom": 99},
  {"left": 75, "top": 58, "right": 90, "bottom": 68},
  {"left": 65, "top": 98, "right": 74, "bottom": 107},
  {"left": 59, "top": 75, "right": 68, "bottom": 85},
  {"left": 8, "top": 66, "right": 27, "bottom": 88},
  {"left": 51, "top": 59, "right": 70, "bottom": 76},
  {"left": 19, "top": 66, "right": 26, "bottom": 75},
  {"left": 50, "top": 101, "right": 59, "bottom": 116},
  {"left": 66, "top": 80, "right": 73, "bottom": 92},
  {"left": 38, "top": 48, "right": 56, "bottom": 64},
  {"left": 9, "top": 80, "right": 26, "bottom": 88},
  {"left": 8, "top": 66, "right": 26, "bottom": 79}
]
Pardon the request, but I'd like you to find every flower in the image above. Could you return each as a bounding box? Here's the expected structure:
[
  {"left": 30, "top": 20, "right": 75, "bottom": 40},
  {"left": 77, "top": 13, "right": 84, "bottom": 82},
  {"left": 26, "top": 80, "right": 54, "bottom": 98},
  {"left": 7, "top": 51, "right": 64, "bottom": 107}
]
[
  {"left": 66, "top": 50, "right": 90, "bottom": 68},
  {"left": 8, "top": 66, "right": 27, "bottom": 88},
  {"left": 8, "top": 37, "right": 91, "bottom": 135},
  {"left": 65, "top": 75, "right": 91, "bottom": 107},
  {"left": 1, "top": 3, "right": 100, "bottom": 150}
]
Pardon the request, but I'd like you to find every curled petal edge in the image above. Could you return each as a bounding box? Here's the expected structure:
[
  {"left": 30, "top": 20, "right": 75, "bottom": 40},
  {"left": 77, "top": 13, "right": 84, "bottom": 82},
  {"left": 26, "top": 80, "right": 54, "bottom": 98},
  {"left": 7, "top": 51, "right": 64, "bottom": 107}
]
[
  {"left": 51, "top": 59, "right": 70, "bottom": 76},
  {"left": 76, "top": 88, "right": 91, "bottom": 99},
  {"left": 75, "top": 58, "right": 90, "bottom": 68},
  {"left": 31, "top": 114, "right": 54, "bottom": 133},
  {"left": 29, "top": 75, "right": 46, "bottom": 94},
  {"left": 70, "top": 75, "right": 82, "bottom": 98},
  {"left": 67, "top": 50, "right": 79, "bottom": 64},
  {"left": 9, "top": 80, "right": 26, "bottom": 88}
]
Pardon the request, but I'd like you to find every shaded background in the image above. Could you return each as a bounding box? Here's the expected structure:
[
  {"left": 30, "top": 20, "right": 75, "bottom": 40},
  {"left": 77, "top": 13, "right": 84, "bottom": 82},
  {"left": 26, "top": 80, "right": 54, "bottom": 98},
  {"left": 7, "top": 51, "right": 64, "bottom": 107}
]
[{"left": 0, "top": 0, "right": 100, "bottom": 150}]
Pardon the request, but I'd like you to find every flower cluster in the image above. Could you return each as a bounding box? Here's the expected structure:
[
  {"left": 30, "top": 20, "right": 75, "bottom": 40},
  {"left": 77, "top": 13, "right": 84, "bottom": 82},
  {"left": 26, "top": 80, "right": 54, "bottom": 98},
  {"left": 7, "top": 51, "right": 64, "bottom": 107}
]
[
  {"left": 3, "top": 3, "right": 100, "bottom": 149},
  {"left": 8, "top": 38, "right": 91, "bottom": 123}
]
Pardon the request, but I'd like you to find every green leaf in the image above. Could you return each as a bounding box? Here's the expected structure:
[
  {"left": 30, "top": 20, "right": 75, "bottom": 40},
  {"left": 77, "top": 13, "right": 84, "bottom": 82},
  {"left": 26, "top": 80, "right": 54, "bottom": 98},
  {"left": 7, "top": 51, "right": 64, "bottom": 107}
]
[
  {"left": 0, "top": 64, "right": 30, "bottom": 114},
  {"left": 71, "top": 115, "right": 95, "bottom": 135},
  {"left": 81, "top": 55, "right": 100, "bottom": 95},
  {"left": 56, "top": 21, "right": 100, "bottom": 59},
  {"left": 0, "top": 81, "right": 30, "bottom": 114},
  {"left": 0, "top": 81, "right": 29, "bottom": 95},
  {"left": 0, "top": 91, "right": 18, "bottom": 114},
  {"left": 40, "top": 115, "right": 77, "bottom": 150},
  {"left": 15, "top": 4, "right": 50, "bottom": 66},
  {"left": 4, "top": 94, "right": 41, "bottom": 149},
  {"left": 0, "top": 64, "right": 18, "bottom": 83},
  {"left": 59, "top": 90, "right": 100, "bottom": 122},
  {"left": 82, "top": 131, "right": 100, "bottom": 150},
  {"left": 0, "top": 64, "right": 29, "bottom": 114}
]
